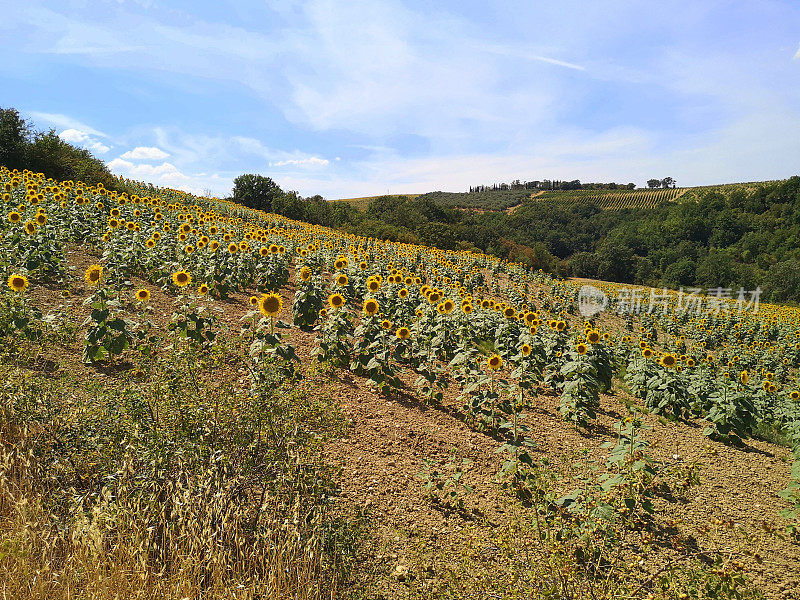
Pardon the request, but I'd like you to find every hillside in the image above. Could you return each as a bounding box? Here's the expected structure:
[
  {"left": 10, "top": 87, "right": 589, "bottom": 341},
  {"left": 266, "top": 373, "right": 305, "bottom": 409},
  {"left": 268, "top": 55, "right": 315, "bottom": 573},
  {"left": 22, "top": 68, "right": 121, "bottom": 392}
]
[
  {"left": 334, "top": 193, "right": 421, "bottom": 210},
  {"left": 1, "top": 165, "right": 800, "bottom": 599}
]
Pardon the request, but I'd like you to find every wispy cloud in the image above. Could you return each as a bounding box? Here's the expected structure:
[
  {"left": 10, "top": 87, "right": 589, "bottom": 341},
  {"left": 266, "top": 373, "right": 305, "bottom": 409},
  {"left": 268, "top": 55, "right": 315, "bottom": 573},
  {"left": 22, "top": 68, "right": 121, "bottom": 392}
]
[
  {"left": 794, "top": 44, "right": 800, "bottom": 59},
  {"left": 270, "top": 157, "right": 329, "bottom": 168},
  {"left": 29, "top": 112, "right": 106, "bottom": 137}
]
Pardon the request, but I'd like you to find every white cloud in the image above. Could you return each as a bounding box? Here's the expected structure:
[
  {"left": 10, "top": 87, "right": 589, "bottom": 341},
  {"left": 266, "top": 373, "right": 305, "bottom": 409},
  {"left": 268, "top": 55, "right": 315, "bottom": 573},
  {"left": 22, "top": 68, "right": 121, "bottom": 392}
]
[
  {"left": 271, "top": 157, "right": 329, "bottom": 168},
  {"left": 29, "top": 112, "right": 106, "bottom": 137},
  {"left": 119, "top": 146, "right": 170, "bottom": 160},
  {"left": 57, "top": 128, "right": 111, "bottom": 154},
  {"left": 108, "top": 158, "right": 188, "bottom": 182}
]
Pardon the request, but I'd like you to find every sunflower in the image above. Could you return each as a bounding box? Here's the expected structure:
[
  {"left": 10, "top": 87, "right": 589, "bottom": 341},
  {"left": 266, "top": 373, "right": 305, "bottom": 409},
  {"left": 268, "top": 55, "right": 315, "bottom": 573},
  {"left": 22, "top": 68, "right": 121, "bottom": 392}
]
[
  {"left": 442, "top": 299, "right": 455, "bottom": 314},
  {"left": 336, "top": 273, "right": 348, "bottom": 286},
  {"left": 790, "top": 390, "right": 800, "bottom": 400},
  {"left": 299, "top": 266, "right": 312, "bottom": 281},
  {"left": 172, "top": 270, "right": 191, "bottom": 287},
  {"left": 197, "top": 284, "right": 209, "bottom": 296},
  {"left": 319, "top": 308, "right": 328, "bottom": 318},
  {"left": 134, "top": 288, "right": 151, "bottom": 302},
  {"left": 487, "top": 354, "right": 504, "bottom": 371},
  {"left": 381, "top": 319, "right": 392, "bottom": 330},
  {"left": 396, "top": 326, "right": 411, "bottom": 340},
  {"left": 462, "top": 303, "right": 473, "bottom": 314},
  {"left": 661, "top": 353, "right": 677, "bottom": 368},
  {"left": 8, "top": 211, "right": 21, "bottom": 223},
  {"left": 504, "top": 307, "right": 516, "bottom": 319},
  {"left": 35, "top": 212, "right": 47, "bottom": 225},
  {"left": 329, "top": 293, "right": 345, "bottom": 309},
  {"left": 209, "top": 240, "right": 220, "bottom": 252},
  {"left": 427, "top": 290, "right": 441, "bottom": 304},
  {"left": 398, "top": 287, "right": 409, "bottom": 299},
  {"left": 586, "top": 330, "right": 601, "bottom": 344},
  {"left": 249, "top": 295, "right": 260, "bottom": 307},
  {"left": 85, "top": 264, "right": 103, "bottom": 286},
  {"left": 185, "top": 245, "right": 195, "bottom": 254},
  {"left": 521, "top": 343, "right": 532, "bottom": 356},
  {"left": 740, "top": 370, "right": 749, "bottom": 385},
  {"left": 576, "top": 342, "right": 588, "bottom": 355},
  {"left": 367, "top": 278, "right": 380, "bottom": 293},
  {"left": 228, "top": 243, "right": 238, "bottom": 254},
  {"left": 259, "top": 292, "right": 283, "bottom": 317},
  {"left": 259, "top": 246, "right": 269, "bottom": 257},
  {"left": 7, "top": 273, "right": 29, "bottom": 293},
  {"left": 363, "top": 298, "right": 379, "bottom": 316},
  {"left": 642, "top": 348, "right": 653, "bottom": 358},
  {"left": 556, "top": 320, "right": 566, "bottom": 332},
  {"left": 24, "top": 220, "right": 36, "bottom": 235}
]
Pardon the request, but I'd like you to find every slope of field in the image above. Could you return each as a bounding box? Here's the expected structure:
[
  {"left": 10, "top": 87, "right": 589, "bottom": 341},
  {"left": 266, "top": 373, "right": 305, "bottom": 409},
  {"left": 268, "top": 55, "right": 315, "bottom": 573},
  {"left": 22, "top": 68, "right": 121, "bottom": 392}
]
[{"left": 2, "top": 166, "right": 800, "bottom": 599}]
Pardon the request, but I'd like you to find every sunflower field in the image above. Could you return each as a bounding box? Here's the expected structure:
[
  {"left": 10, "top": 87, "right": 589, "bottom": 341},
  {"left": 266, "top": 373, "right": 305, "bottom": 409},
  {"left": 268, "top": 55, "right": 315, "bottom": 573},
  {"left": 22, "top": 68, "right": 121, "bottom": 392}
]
[{"left": 2, "top": 164, "right": 800, "bottom": 598}]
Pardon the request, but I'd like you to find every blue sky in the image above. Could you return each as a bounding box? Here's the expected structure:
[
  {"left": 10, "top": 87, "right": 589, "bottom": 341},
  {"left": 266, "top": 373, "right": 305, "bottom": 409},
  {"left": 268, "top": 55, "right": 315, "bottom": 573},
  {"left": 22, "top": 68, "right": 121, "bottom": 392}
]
[{"left": 2, "top": 0, "right": 799, "bottom": 198}]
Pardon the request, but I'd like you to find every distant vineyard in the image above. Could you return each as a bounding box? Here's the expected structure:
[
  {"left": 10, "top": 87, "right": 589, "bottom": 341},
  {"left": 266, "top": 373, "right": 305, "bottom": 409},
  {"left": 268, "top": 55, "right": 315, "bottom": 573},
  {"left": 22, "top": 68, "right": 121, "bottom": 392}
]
[{"left": 531, "top": 187, "right": 687, "bottom": 210}]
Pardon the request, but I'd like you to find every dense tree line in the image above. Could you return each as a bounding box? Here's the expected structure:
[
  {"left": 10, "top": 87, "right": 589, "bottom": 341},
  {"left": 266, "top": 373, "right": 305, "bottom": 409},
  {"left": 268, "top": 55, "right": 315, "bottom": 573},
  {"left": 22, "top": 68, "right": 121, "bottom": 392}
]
[
  {"left": 469, "top": 179, "right": 636, "bottom": 192},
  {"left": 0, "top": 108, "right": 123, "bottom": 190}
]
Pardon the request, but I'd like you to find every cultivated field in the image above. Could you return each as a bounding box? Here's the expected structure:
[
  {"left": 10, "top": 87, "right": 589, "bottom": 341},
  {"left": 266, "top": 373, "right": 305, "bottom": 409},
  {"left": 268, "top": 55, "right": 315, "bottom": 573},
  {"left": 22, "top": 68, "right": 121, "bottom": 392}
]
[{"left": 1, "top": 166, "right": 799, "bottom": 599}]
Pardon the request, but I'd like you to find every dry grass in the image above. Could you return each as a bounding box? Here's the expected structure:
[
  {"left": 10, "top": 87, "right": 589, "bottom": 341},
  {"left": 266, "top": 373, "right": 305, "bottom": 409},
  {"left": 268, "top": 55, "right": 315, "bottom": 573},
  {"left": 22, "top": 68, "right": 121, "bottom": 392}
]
[{"left": 0, "top": 336, "right": 361, "bottom": 600}]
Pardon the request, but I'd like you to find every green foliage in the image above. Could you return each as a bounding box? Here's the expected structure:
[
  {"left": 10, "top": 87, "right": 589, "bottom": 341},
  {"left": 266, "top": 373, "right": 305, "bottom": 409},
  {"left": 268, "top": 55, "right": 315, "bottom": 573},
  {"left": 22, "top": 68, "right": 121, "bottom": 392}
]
[
  {"left": 416, "top": 450, "right": 473, "bottom": 509},
  {"left": 82, "top": 288, "right": 133, "bottom": 364},
  {"left": 0, "top": 108, "right": 122, "bottom": 190},
  {"left": 230, "top": 173, "right": 283, "bottom": 213}
]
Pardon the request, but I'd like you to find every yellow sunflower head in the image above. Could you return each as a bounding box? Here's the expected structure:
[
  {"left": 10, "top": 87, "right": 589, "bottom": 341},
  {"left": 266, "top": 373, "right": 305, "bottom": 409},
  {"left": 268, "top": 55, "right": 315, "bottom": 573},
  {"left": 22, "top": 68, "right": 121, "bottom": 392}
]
[
  {"left": 85, "top": 264, "right": 103, "bottom": 286},
  {"left": 135, "top": 288, "right": 151, "bottom": 302},
  {"left": 329, "top": 293, "right": 345, "bottom": 309},
  {"left": 396, "top": 326, "right": 411, "bottom": 340},
  {"left": 367, "top": 278, "right": 380, "bottom": 292},
  {"left": 172, "top": 270, "right": 191, "bottom": 287},
  {"left": 197, "top": 284, "right": 209, "bottom": 296},
  {"left": 398, "top": 287, "right": 409, "bottom": 299},
  {"left": 521, "top": 343, "right": 532, "bottom": 356},
  {"left": 576, "top": 342, "right": 588, "bottom": 355},
  {"left": 443, "top": 299, "right": 455, "bottom": 314},
  {"left": 299, "top": 266, "right": 312, "bottom": 281},
  {"left": 363, "top": 298, "right": 379, "bottom": 316},
  {"left": 587, "top": 330, "right": 601, "bottom": 344},
  {"left": 8, "top": 211, "right": 21, "bottom": 223},
  {"left": 740, "top": 370, "right": 749, "bottom": 385},
  {"left": 381, "top": 319, "right": 392, "bottom": 330},
  {"left": 661, "top": 353, "right": 677, "bottom": 368},
  {"left": 24, "top": 220, "right": 36, "bottom": 235},
  {"left": 487, "top": 354, "right": 503, "bottom": 371},
  {"left": 7, "top": 273, "right": 29, "bottom": 293},
  {"left": 259, "top": 292, "right": 283, "bottom": 317},
  {"left": 336, "top": 273, "right": 349, "bottom": 286}
]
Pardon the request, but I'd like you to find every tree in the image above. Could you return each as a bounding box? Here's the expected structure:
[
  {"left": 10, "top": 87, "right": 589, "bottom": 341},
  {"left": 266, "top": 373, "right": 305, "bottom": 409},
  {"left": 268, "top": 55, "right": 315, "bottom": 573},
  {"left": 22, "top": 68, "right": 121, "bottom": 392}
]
[
  {"left": 0, "top": 108, "right": 31, "bottom": 170},
  {"left": 661, "top": 177, "right": 676, "bottom": 189},
  {"left": 647, "top": 179, "right": 661, "bottom": 189},
  {"left": 231, "top": 174, "right": 283, "bottom": 213}
]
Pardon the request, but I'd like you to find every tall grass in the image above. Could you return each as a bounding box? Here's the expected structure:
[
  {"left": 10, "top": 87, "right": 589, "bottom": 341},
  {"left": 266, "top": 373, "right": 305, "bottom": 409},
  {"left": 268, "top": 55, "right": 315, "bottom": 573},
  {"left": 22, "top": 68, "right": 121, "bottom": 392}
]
[{"left": 0, "top": 341, "right": 358, "bottom": 599}]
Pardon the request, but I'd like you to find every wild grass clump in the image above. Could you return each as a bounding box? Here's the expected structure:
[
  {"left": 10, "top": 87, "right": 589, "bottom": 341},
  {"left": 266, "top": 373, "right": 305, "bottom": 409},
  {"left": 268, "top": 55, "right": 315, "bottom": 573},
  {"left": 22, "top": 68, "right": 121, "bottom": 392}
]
[{"left": 0, "top": 342, "right": 359, "bottom": 599}]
